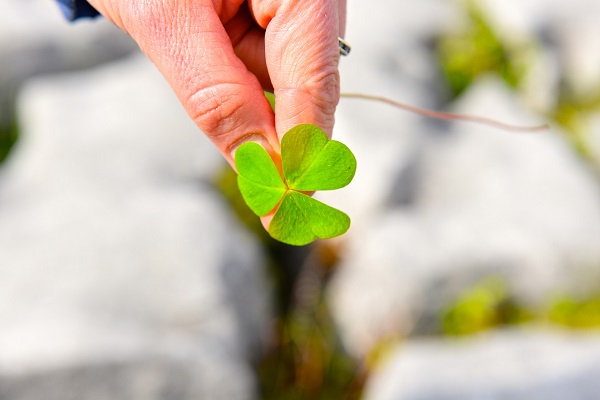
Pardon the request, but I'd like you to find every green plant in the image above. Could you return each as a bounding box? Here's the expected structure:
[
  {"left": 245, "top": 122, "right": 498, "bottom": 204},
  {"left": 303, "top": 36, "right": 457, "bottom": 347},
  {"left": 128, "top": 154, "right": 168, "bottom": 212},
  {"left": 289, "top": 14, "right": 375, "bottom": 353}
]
[
  {"left": 437, "top": 1, "right": 526, "bottom": 98},
  {"left": 234, "top": 86, "right": 547, "bottom": 247},
  {"left": 235, "top": 124, "right": 356, "bottom": 246},
  {"left": 442, "top": 278, "right": 532, "bottom": 336},
  {"left": 258, "top": 245, "right": 365, "bottom": 400},
  {"left": 548, "top": 295, "right": 600, "bottom": 329},
  {"left": 0, "top": 119, "right": 18, "bottom": 164}
]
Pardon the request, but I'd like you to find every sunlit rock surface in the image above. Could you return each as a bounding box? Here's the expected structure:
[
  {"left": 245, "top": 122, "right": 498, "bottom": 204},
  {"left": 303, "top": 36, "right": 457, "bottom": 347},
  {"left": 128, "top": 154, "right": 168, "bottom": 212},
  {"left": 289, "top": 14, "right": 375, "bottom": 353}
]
[
  {"left": 365, "top": 329, "right": 600, "bottom": 400},
  {"left": 0, "top": 55, "right": 269, "bottom": 400},
  {"left": 0, "top": 0, "right": 135, "bottom": 125}
]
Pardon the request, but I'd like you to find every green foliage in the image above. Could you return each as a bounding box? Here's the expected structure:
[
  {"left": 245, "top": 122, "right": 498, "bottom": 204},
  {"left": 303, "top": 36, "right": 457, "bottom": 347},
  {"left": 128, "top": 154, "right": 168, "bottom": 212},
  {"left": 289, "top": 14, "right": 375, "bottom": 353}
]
[
  {"left": 442, "top": 278, "right": 532, "bottom": 336},
  {"left": 0, "top": 119, "right": 18, "bottom": 164},
  {"left": 214, "top": 165, "right": 274, "bottom": 243},
  {"left": 259, "top": 301, "right": 364, "bottom": 400},
  {"left": 437, "top": 2, "right": 526, "bottom": 97},
  {"left": 258, "top": 246, "right": 364, "bottom": 400},
  {"left": 280, "top": 126, "right": 355, "bottom": 191},
  {"left": 216, "top": 172, "right": 364, "bottom": 398},
  {"left": 436, "top": 1, "right": 600, "bottom": 174},
  {"left": 443, "top": 279, "right": 600, "bottom": 336},
  {"left": 548, "top": 295, "right": 600, "bottom": 329},
  {"left": 269, "top": 191, "right": 351, "bottom": 247},
  {"left": 236, "top": 141, "right": 287, "bottom": 216},
  {"left": 552, "top": 88, "right": 600, "bottom": 161},
  {"left": 235, "top": 124, "right": 356, "bottom": 246},
  {"left": 265, "top": 91, "right": 276, "bottom": 111}
]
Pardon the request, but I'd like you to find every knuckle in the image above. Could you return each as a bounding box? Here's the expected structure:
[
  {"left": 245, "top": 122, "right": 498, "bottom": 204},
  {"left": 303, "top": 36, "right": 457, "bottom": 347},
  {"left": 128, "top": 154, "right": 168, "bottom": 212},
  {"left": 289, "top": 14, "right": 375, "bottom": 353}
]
[
  {"left": 187, "top": 83, "right": 246, "bottom": 138},
  {"left": 300, "top": 66, "right": 341, "bottom": 119}
]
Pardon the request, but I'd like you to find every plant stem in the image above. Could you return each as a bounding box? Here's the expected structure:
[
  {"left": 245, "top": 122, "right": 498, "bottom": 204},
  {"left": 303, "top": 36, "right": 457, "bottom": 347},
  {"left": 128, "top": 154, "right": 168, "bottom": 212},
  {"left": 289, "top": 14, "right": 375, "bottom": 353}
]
[{"left": 340, "top": 92, "right": 549, "bottom": 132}]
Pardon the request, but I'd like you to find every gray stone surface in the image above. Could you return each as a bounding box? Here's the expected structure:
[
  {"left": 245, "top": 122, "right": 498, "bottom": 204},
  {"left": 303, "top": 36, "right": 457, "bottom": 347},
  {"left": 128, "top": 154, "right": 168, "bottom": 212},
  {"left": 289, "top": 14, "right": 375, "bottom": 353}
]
[
  {"left": 0, "top": 0, "right": 135, "bottom": 80},
  {"left": 0, "top": 352, "right": 256, "bottom": 400},
  {"left": 0, "top": 54, "right": 269, "bottom": 399},
  {"left": 0, "top": 0, "right": 136, "bottom": 126},
  {"left": 329, "top": 78, "right": 600, "bottom": 358},
  {"left": 364, "top": 329, "right": 600, "bottom": 400}
]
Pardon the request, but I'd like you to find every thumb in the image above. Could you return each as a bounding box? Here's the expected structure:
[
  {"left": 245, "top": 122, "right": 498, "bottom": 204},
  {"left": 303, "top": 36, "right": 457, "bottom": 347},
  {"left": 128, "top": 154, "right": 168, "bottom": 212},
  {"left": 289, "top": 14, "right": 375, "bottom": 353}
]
[{"left": 251, "top": 0, "right": 341, "bottom": 139}]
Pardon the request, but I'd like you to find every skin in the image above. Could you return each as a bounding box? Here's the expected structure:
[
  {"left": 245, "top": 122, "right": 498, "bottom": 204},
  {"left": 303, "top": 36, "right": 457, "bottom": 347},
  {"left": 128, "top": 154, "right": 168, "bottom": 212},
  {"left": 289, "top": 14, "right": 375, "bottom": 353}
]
[
  {"left": 87, "top": 0, "right": 346, "bottom": 229},
  {"left": 86, "top": 0, "right": 346, "bottom": 161}
]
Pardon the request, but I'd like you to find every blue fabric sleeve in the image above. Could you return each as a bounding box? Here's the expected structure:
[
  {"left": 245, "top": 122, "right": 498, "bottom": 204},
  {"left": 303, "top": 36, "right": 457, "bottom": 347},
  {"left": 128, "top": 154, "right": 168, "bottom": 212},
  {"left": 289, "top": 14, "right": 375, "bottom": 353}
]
[{"left": 56, "top": 0, "right": 100, "bottom": 21}]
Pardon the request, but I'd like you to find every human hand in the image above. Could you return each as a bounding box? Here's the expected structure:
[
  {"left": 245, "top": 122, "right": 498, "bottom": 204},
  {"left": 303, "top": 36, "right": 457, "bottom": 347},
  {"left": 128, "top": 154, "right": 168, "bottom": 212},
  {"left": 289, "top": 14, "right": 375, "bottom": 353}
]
[{"left": 86, "top": 0, "right": 346, "bottom": 165}]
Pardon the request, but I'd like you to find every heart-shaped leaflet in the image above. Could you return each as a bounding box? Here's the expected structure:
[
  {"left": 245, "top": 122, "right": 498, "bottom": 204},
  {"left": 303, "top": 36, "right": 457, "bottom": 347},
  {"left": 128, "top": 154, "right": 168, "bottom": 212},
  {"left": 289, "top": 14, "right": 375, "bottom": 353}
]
[{"left": 235, "top": 124, "right": 357, "bottom": 246}]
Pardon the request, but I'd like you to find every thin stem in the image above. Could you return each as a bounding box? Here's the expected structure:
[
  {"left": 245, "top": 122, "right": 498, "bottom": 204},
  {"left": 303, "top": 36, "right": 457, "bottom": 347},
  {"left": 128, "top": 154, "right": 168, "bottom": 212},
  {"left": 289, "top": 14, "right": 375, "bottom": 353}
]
[{"left": 340, "top": 93, "right": 549, "bottom": 132}]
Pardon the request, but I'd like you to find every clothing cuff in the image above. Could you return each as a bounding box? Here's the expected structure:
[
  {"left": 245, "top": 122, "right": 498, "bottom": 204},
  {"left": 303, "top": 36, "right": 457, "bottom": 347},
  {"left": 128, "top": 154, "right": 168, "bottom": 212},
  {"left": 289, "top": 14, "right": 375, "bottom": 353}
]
[{"left": 56, "top": 0, "right": 100, "bottom": 21}]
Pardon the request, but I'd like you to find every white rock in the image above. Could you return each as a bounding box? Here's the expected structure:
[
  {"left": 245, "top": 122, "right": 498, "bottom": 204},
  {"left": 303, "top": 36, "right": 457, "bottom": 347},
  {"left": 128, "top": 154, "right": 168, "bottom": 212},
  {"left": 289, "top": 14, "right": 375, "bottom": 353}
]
[
  {"left": 0, "top": 350, "right": 257, "bottom": 400},
  {"left": 475, "top": 0, "right": 558, "bottom": 41},
  {"left": 329, "top": 77, "right": 600, "bottom": 358},
  {"left": 341, "top": 0, "right": 463, "bottom": 91},
  {"left": 556, "top": 16, "right": 600, "bottom": 99},
  {"left": 0, "top": 0, "right": 134, "bottom": 78},
  {"left": 0, "top": 0, "right": 136, "bottom": 144},
  {"left": 0, "top": 54, "right": 269, "bottom": 398},
  {"left": 365, "top": 329, "right": 600, "bottom": 400},
  {"left": 3, "top": 53, "right": 225, "bottom": 185}
]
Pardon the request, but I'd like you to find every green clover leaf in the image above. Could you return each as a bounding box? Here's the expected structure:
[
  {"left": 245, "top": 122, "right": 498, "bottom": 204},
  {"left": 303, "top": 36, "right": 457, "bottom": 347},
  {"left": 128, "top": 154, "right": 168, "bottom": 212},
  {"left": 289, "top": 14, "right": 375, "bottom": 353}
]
[{"left": 235, "top": 124, "right": 357, "bottom": 246}]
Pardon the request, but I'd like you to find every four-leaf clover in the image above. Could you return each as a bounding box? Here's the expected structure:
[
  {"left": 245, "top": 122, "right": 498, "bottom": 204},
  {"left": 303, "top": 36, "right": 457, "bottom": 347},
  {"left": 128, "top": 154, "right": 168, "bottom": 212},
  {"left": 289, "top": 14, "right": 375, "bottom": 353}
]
[{"left": 234, "top": 124, "right": 357, "bottom": 246}]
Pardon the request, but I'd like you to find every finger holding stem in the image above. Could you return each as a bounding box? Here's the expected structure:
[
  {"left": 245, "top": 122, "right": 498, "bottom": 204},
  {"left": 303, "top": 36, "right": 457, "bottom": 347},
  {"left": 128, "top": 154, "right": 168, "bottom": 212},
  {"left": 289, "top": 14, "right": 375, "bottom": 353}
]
[{"left": 250, "top": 0, "right": 343, "bottom": 139}]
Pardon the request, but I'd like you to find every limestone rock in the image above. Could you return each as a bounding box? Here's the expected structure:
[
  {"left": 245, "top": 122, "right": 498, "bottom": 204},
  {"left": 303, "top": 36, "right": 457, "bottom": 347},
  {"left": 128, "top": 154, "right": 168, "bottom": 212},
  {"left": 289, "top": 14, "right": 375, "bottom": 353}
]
[
  {"left": 365, "top": 329, "right": 600, "bottom": 400},
  {"left": 0, "top": 351, "right": 256, "bottom": 400},
  {"left": 0, "top": 0, "right": 135, "bottom": 123},
  {"left": 0, "top": 0, "right": 134, "bottom": 78},
  {"left": 0, "top": 54, "right": 269, "bottom": 399}
]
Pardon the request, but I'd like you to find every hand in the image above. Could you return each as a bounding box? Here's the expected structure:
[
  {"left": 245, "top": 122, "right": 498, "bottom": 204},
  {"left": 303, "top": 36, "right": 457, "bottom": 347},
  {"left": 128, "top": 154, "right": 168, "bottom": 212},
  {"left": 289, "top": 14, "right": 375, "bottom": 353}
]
[{"left": 86, "top": 0, "right": 346, "bottom": 165}]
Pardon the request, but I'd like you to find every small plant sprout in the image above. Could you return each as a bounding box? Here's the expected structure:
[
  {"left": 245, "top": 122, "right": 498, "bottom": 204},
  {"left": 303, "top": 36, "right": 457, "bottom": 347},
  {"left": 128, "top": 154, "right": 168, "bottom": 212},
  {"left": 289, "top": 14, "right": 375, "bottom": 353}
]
[{"left": 235, "top": 124, "right": 356, "bottom": 246}]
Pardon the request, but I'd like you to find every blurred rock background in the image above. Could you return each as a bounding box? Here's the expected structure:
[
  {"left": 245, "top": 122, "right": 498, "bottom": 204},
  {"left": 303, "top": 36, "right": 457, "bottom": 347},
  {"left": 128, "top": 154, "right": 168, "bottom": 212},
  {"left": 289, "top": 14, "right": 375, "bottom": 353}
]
[{"left": 1, "top": 0, "right": 600, "bottom": 399}]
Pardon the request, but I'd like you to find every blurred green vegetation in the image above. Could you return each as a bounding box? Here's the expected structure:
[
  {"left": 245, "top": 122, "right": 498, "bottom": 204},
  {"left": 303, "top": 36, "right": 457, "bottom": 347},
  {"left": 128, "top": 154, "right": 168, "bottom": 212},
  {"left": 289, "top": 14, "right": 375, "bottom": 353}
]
[
  {"left": 214, "top": 167, "right": 364, "bottom": 398},
  {"left": 437, "top": 0, "right": 600, "bottom": 167},
  {"left": 437, "top": 2, "right": 527, "bottom": 98},
  {"left": 548, "top": 295, "right": 600, "bottom": 329},
  {"left": 215, "top": 167, "right": 272, "bottom": 244},
  {"left": 552, "top": 89, "right": 600, "bottom": 159},
  {"left": 0, "top": 119, "right": 18, "bottom": 164},
  {"left": 442, "top": 278, "right": 533, "bottom": 336},
  {"left": 441, "top": 278, "right": 600, "bottom": 336},
  {"left": 254, "top": 244, "right": 365, "bottom": 399}
]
